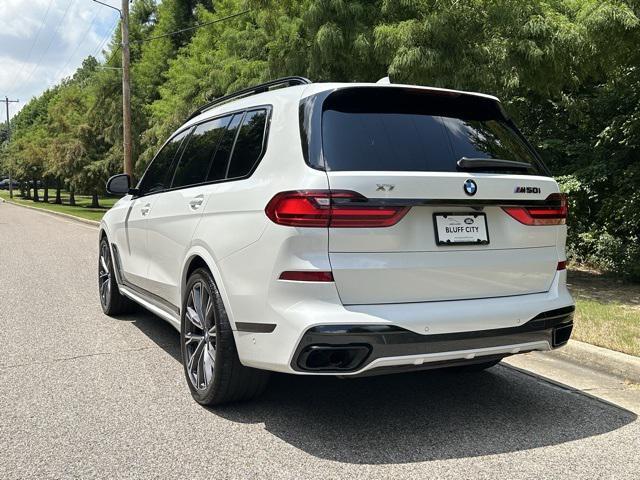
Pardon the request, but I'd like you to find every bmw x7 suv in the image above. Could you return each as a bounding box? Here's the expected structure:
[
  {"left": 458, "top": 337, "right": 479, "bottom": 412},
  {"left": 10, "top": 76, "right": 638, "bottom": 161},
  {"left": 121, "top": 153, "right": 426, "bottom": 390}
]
[{"left": 99, "top": 77, "right": 574, "bottom": 405}]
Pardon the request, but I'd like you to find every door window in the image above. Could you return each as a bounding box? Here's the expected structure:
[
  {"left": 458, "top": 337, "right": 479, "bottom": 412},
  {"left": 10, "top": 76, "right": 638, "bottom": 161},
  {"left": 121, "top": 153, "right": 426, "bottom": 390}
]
[
  {"left": 138, "top": 129, "right": 190, "bottom": 195},
  {"left": 171, "top": 116, "right": 232, "bottom": 189}
]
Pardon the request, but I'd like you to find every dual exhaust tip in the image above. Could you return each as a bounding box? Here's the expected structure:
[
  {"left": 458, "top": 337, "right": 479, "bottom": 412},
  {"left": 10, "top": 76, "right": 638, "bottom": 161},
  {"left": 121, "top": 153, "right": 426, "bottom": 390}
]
[
  {"left": 552, "top": 323, "right": 573, "bottom": 347},
  {"left": 297, "top": 345, "right": 371, "bottom": 372}
]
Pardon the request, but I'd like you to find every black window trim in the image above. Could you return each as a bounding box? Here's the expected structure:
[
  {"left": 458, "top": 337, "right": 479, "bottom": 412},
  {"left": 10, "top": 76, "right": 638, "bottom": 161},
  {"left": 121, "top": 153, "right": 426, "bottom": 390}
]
[
  {"left": 134, "top": 104, "right": 273, "bottom": 198},
  {"left": 222, "top": 111, "right": 247, "bottom": 180},
  {"left": 203, "top": 113, "right": 235, "bottom": 182}
]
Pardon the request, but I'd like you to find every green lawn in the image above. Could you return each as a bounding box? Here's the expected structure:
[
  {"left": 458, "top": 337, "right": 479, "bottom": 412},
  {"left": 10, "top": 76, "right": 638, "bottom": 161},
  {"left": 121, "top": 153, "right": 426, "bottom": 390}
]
[
  {"left": 0, "top": 190, "right": 117, "bottom": 222},
  {"left": 572, "top": 299, "right": 640, "bottom": 357},
  {"left": 568, "top": 269, "right": 640, "bottom": 357}
]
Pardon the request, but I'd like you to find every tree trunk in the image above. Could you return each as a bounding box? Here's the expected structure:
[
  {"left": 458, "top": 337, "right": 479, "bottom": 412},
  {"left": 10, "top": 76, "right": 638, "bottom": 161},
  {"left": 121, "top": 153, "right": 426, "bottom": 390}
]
[
  {"left": 69, "top": 190, "right": 76, "bottom": 206},
  {"left": 54, "top": 182, "right": 62, "bottom": 204},
  {"left": 32, "top": 178, "right": 39, "bottom": 202},
  {"left": 43, "top": 181, "right": 49, "bottom": 203},
  {"left": 90, "top": 192, "right": 100, "bottom": 208}
]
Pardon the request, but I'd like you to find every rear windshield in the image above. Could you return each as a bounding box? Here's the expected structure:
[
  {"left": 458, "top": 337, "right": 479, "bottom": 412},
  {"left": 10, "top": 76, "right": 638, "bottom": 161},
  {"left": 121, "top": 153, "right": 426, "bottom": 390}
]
[{"left": 320, "top": 88, "right": 544, "bottom": 175}]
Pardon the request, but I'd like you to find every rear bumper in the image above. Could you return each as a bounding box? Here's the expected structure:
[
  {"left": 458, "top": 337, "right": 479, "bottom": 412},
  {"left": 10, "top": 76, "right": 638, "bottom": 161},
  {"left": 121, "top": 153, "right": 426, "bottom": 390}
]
[
  {"left": 291, "top": 306, "right": 574, "bottom": 375},
  {"left": 233, "top": 270, "right": 574, "bottom": 375}
]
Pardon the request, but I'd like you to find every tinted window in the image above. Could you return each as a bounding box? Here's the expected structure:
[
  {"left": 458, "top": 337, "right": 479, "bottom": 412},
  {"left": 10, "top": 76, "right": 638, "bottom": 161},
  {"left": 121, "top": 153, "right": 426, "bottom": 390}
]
[
  {"left": 321, "top": 88, "right": 542, "bottom": 174},
  {"left": 207, "top": 113, "right": 243, "bottom": 182},
  {"left": 227, "top": 109, "right": 268, "bottom": 179},
  {"left": 138, "top": 129, "right": 189, "bottom": 195},
  {"left": 440, "top": 117, "right": 541, "bottom": 168},
  {"left": 171, "top": 116, "right": 231, "bottom": 188}
]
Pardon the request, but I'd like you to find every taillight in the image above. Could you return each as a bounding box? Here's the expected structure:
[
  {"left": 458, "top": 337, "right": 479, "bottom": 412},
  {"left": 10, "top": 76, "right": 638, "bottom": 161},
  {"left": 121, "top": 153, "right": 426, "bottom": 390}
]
[
  {"left": 502, "top": 193, "right": 568, "bottom": 226},
  {"left": 557, "top": 261, "right": 567, "bottom": 271},
  {"left": 265, "top": 190, "right": 409, "bottom": 228}
]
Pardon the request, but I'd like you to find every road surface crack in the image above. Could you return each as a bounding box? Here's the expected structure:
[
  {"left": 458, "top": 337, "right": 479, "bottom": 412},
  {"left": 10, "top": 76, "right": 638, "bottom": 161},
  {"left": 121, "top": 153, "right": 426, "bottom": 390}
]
[{"left": 0, "top": 344, "right": 176, "bottom": 370}]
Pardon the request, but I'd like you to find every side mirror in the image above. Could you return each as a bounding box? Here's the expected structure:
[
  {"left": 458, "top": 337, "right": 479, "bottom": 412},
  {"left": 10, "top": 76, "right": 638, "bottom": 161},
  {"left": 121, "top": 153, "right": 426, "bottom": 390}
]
[{"left": 106, "top": 174, "right": 131, "bottom": 195}]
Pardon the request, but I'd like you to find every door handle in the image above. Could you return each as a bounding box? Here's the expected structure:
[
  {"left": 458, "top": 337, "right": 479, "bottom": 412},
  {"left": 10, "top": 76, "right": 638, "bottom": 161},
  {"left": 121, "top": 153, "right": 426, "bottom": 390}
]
[
  {"left": 140, "top": 203, "right": 151, "bottom": 216},
  {"left": 189, "top": 195, "right": 204, "bottom": 210}
]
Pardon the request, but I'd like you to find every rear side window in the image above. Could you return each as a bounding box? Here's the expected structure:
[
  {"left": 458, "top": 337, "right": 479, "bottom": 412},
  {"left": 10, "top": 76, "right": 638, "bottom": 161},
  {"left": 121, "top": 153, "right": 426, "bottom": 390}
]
[
  {"left": 207, "top": 113, "right": 243, "bottom": 182},
  {"left": 138, "top": 129, "right": 190, "bottom": 195},
  {"left": 320, "top": 88, "right": 544, "bottom": 175},
  {"left": 172, "top": 116, "right": 231, "bottom": 188},
  {"left": 226, "top": 109, "right": 268, "bottom": 179}
]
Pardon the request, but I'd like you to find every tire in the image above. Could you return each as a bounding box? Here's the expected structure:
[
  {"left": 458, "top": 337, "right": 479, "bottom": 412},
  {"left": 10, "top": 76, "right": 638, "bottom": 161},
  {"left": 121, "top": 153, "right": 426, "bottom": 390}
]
[
  {"left": 181, "top": 268, "right": 270, "bottom": 406},
  {"left": 448, "top": 358, "right": 502, "bottom": 373},
  {"left": 98, "top": 237, "right": 135, "bottom": 316}
]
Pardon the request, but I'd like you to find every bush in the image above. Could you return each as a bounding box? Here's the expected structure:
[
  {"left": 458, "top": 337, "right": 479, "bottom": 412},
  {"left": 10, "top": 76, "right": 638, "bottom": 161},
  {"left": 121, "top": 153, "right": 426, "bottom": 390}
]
[{"left": 568, "top": 230, "right": 640, "bottom": 281}]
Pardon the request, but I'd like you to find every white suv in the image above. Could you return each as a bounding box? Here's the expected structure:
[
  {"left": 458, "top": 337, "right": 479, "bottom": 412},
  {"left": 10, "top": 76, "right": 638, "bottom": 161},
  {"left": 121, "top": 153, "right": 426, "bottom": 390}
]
[{"left": 99, "top": 77, "right": 574, "bottom": 405}]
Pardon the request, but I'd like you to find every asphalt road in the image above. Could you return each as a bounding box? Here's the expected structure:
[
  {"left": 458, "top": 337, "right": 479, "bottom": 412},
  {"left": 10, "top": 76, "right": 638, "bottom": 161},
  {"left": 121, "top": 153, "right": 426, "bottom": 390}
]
[{"left": 1, "top": 201, "right": 639, "bottom": 479}]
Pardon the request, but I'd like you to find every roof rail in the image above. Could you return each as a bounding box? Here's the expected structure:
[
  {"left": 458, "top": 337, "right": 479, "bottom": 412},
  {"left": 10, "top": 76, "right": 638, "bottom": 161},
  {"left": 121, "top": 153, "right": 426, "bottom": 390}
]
[{"left": 187, "top": 76, "right": 312, "bottom": 121}]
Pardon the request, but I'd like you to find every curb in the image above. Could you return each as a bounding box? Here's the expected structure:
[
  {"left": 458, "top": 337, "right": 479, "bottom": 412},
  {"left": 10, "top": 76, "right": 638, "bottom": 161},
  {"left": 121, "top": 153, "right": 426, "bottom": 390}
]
[
  {"left": 553, "top": 340, "right": 640, "bottom": 384},
  {"left": 0, "top": 197, "right": 100, "bottom": 227}
]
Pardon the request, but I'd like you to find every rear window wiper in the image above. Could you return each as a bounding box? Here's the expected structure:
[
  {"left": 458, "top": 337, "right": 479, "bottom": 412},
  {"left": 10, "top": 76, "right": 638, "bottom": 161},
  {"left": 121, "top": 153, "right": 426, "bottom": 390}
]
[{"left": 457, "top": 157, "right": 532, "bottom": 171}]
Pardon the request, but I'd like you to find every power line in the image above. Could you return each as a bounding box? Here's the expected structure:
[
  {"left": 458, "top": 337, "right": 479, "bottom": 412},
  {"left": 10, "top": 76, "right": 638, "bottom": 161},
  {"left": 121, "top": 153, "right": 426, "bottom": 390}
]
[
  {"left": 7, "top": 0, "right": 56, "bottom": 95},
  {"left": 104, "top": 44, "right": 121, "bottom": 66},
  {"left": 134, "top": 10, "right": 250, "bottom": 44},
  {"left": 100, "top": 10, "right": 250, "bottom": 68},
  {"left": 53, "top": 10, "right": 99, "bottom": 81},
  {"left": 22, "top": 0, "right": 77, "bottom": 89},
  {"left": 92, "top": 17, "right": 120, "bottom": 59}
]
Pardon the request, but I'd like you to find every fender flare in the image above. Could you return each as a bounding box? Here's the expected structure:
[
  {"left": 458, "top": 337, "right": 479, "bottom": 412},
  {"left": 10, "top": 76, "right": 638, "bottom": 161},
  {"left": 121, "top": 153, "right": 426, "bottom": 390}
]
[
  {"left": 98, "top": 222, "right": 110, "bottom": 242},
  {"left": 98, "top": 223, "right": 115, "bottom": 259},
  {"left": 98, "top": 223, "right": 127, "bottom": 289},
  {"left": 180, "top": 246, "right": 238, "bottom": 330}
]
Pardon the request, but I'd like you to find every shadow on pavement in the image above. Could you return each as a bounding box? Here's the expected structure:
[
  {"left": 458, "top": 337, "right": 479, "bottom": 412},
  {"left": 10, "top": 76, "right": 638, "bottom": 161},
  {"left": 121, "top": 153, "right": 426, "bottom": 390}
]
[{"left": 130, "top": 311, "right": 637, "bottom": 464}]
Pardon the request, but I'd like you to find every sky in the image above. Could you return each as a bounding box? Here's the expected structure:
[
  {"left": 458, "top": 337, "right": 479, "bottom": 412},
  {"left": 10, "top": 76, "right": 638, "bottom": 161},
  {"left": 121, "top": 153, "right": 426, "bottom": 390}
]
[{"left": 0, "top": 0, "right": 121, "bottom": 120}]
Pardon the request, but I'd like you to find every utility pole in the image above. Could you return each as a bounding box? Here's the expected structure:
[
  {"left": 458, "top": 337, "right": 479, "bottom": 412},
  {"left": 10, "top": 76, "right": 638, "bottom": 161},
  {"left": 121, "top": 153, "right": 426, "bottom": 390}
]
[
  {"left": 3, "top": 96, "right": 19, "bottom": 199},
  {"left": 121, "top": 0, "right": 133, "bottom": 180},
  {"left": 92, "top": 0, "right": 133, "bottom": 180}
]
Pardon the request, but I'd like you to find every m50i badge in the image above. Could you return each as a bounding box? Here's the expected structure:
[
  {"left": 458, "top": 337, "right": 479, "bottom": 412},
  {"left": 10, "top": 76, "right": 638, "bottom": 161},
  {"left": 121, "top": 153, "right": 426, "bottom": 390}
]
[{"left": 514, "top": 186, "right": 541, "bottom": 194}]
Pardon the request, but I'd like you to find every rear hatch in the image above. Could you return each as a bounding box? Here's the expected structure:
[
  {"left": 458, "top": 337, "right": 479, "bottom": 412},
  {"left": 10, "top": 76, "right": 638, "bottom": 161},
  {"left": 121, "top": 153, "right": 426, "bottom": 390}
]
[{"left": 315, "top": 86, "right": 565, "bottom": 305}]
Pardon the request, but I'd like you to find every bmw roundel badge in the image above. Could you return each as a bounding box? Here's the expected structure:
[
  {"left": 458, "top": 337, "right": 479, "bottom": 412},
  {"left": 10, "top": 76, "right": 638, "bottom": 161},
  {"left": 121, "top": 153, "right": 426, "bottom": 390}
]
[{"left": 463, "top": 179, "right": 477, "bottom": 196}]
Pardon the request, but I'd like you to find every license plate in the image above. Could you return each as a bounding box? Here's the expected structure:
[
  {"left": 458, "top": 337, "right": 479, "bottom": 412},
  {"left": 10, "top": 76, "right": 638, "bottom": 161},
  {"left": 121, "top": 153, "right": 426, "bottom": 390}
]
[{"left": 434, "top": 213, "right": 489, "bottom": 246}]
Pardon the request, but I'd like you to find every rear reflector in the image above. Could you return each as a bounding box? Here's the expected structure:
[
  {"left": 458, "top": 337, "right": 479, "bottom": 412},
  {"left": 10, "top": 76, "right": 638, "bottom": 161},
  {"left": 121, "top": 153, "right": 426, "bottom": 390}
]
[
  {"left": 557, "top": 261, "right": 567, "bottom": 271},
  {"left": 279, "top": 271, "right": 334, "bottom": 282},
  {"left": 502, "top": 193, "right": 568, "bottom": 226},
  {"left": 265, "top": 190, "right": 409, "bottom": 228}
]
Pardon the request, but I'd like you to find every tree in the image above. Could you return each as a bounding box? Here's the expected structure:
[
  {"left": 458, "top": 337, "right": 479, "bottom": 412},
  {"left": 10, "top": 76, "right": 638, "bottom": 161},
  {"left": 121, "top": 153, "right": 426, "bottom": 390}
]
[
  {"left": 47, "top": 58, "right": 114, "bottom": 207},
  {"left": 8, "top": 88, "right": 58, "bottom": 201}
]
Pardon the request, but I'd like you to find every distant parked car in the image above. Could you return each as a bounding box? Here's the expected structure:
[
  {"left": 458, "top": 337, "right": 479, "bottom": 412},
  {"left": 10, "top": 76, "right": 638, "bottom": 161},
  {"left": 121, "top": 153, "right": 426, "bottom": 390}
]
[
  {"left": 99, "top": 77, "right": 575, "bottom": 405},
  {"left": 0, "top": 179, "right": 19, "bottom": 190}
]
